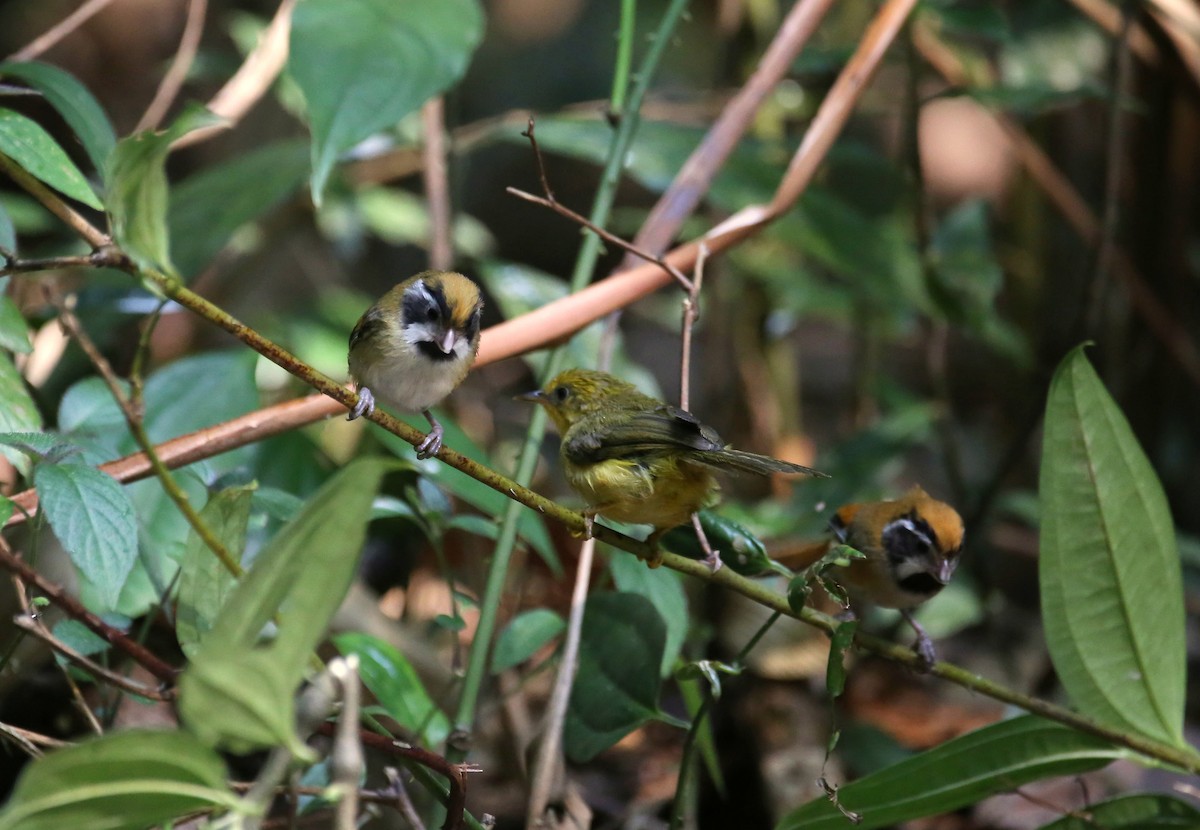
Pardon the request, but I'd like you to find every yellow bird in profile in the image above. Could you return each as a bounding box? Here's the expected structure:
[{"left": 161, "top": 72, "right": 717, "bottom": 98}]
[{"left": 521, "top": 368, "right": 825, "bottom": 568}]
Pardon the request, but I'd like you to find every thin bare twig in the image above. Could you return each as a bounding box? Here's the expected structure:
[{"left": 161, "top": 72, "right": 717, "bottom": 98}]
[
  {"left": 620, "top": 0, "right": 836, "bottom": 266},
  {"left": 508, "top": 185, "right": 694, "bottom": 292},
  {"left": 526, "top": 537, "right": 595, "bottom": 828},
  {"left": 422, "top": 97, "right": 453, "bottom": 271},
  {"left": 172, "top": 0, "right": 297, "bottom": 150},
  {"left": 5, "top": 0, "right": 117, "bottom": 62},
  {"left": 331, "top": 657, "right": 364, "bottom": 830},
  {"left": 384, "top": 768, "right": 428, "bottom": 830},
  {"left": 136, "top": 0, "right": 208, "bottom": 132},
  {"left": 12, "top": 616, "right": 173, "bottom": 701},
  {"left": 0, "top": 537, "right": 178, "bottom": 685},
  {"left": 0, "top": 721, "right": 70, "bottom": 757}
]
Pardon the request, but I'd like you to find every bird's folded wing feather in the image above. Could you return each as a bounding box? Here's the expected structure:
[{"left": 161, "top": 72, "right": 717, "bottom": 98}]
[{"left": 563, "top": 405, "right": 724, "bottom": 464}]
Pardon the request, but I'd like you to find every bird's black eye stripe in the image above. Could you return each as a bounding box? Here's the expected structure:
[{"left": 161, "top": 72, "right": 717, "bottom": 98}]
[
  {"left": 402, "top": 280, "right": 452, "bottom": 327},
  {"left": 882, "top": 513, "right": 938, "bottom": 563}
]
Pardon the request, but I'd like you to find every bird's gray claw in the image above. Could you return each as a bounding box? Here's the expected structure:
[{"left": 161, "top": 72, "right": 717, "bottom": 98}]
[
  {"left": 913, "top": 634, "right": 937, "bottom": 672},
  {"left": 415, "top": 424, "right": 444, "bottom": 459},
  {"left": 348, "top": 387, "right": 375, "bottom": 421}
]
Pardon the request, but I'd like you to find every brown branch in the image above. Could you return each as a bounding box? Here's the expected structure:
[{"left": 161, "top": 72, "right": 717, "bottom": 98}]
[
  {"left": 171, "top": 0, "right": 297, "bottom": 150},
  {"left": 620, "top": 0, "right": 836, "bottom": 264},
  {"left": 0, "top": 537, "right": 179, "bottom": 685},
  {"left": 0, "top": 153, "right": 108, "bottom": 248},
  {"left": 136, "top": 0, "right": 208, "bottom": 133},
  {"left": 5, "top": 0, "right": 118, "bottom": 62},
  {"left": 506, "top": 185, "right": 693, "bottom": 291},
  {"left": 422, "top": 97, "right": 453, "bottom": 271},
  {"left": 12, "top": 615, "right": 174, "bottom": 701}
]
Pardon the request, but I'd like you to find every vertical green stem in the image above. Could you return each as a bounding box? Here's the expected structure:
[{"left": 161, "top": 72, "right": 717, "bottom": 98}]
[
  {"left": 448, "top": 0, "right": 694, "bottom": 761},
  {"left": 609, "top": 0, "right": 637, "bottom": 119}
]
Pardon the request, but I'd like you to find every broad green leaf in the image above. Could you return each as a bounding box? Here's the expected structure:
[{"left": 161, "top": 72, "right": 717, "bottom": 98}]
[
  {"left": 178, "top": 458, "right": 389, "bottom": 754},
  {"left": 491, "top": 608, "right": 565, "bottom": 673},
  {"left": 289, "top": 0, "right": 484, "bottom": 202},
  {"left": 1038, "top": 794, "right": 1200, "bottom": 830},
  {"left": 0, "top": 198, "right": 14, "bottom": 251},
  {"left": 776, "top": 716, "right": 1123, "bottom": 830},
  {"left": 564, "top": 592, "right": 667, "bottom": 762},
  {"left": 0, "top": 61, "right": 116, "bottom": 172},
  {"left": 0, "top": 729, "right": 237, "bottom": 830},
  {"left": 0, "top": 495, "right": 12, "bottom": 526},
  {"left": 105, "top": 104, "right": 222, "bottom": 274},
  {"left": 0, "top": 343, "right": 40, "bottom": 426},
  {"left": 168, "top": 138, "right": 310, "bottom": 276},
  {"left": 0, "top": 431, "right": 70, "bottom": 460},
  {"left": 59, "top": 376, "right": 126, "bottom": 458},
  {"left": 0, "top": 108, "right": 101, "bottom": 209},
  {"left": 35, "top": 462, "right": 137, "bottom": 609},
  {"left": 176, "top": 484, "right": 255, "bottom": 655},
  {"left": 51, "top": 618, "right": 111, "bottom": 658},
  {"left": 0, "top": 277, "right": 31, "bottom": 353},
  {"left": 1040, "top": 346, "right": 1186, "bottom": 746},
  {"left": 662, "top": 510, "right": 780, "bottom": 576},
  {"left": 334, "top": 632, "right": 451, "bottom": 747},
  {"left": 610, "top": 553, "right": 687, "bottom": 677}
]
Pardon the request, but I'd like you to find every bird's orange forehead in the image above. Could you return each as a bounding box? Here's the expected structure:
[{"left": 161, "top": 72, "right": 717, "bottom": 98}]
[{"left": 430, "top": 271, "right": 482, "bottom": 327}]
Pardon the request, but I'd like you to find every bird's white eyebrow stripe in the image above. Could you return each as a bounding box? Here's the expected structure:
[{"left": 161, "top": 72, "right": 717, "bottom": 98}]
[{"left": 883, "top": 517, "right": 932, "bottom": 547}]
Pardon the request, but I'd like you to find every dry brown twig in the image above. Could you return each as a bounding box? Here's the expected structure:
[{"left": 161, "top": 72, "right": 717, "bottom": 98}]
[
  {"left": 5, "top": 0, "right": 117, "bottom": 62},
  {"left": 172, "top": 0, "right": 298, "bottom": 150},
  {"left": 136, "top": 0, "right": 208, "bottom": 133},
  {"left": 422, "top": 96, "right": 454, "bottom": 271}
]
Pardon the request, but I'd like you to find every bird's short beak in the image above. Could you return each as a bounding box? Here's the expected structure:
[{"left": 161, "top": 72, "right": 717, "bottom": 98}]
[
  {"left": 439, "top": 330, "right": 458, "bottom": 355},
  {"left": 516, "top": 389, "right": 545, "bottom": 404},
  {"left": 933, "top": 559, "right": 957, "bottom": 586}
]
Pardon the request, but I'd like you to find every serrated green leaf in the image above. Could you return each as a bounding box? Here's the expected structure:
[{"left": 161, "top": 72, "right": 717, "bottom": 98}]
[
  {"left": 0, "top": 277, "right": 31, "bottom": 353},
  {"left": 178, "top": 458, "right": 389, "bottom": 754},
  {"left": 0, "top": 431, "right": 74, "bottom": 460},
  {"left": 776, "top": 717, "right": 1122, "bottom": 830},
  {"left": 491, "top": 608, "right": 565, "bottom": 673},
  {"left": 1040, "top": 346, "right": 1186, "bottom": 747},
  {"left": 564, "top": 592, "right": 666, "bottom": 763},
  {"left": 0, "top": 107, "right": 101, "bottom": 209},
  {"left": 334, "top": 632, "right": 450, "bottom": 747},
  {"left": 0, "top": 729, "right": 237, "bottom": 830},
  {"left": 289, "top": 0, "right": 484, "bottom": 203},
  {"left": 0, "top": 61, "right": 116, "bottom": 172},
  {"left": 168, "top": 138, "right": 309, "bottom": 276},
  {"left": 105, "top": 104, "right": 223, "bottom": 274},
  {"left": 35, "top": 462, "right": 137, "bottom": 609},
  {"left": 610, "top": 553, "right": 687, "bottom": 677},
  {"left": 176, "top": 484, "right": 254, "bottom": 655},
  {"left": 1038, "top": 794, "right": 1200, "bottom": 830},
  {"left": 0, "top": 350, "right": 41, "bottom": 445}
]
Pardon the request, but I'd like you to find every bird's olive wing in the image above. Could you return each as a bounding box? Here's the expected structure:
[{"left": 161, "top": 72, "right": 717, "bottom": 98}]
[
  {"left": 348, "top": 306, "right": 385, "bottom": 350},
  {"left": 562, "top": 406, "right": 724, "bottom": 464}
]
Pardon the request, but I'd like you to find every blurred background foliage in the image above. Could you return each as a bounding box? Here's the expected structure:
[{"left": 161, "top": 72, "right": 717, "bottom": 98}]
[{"left": 1, "top": 0, "right": 1199, "bottom": 827}]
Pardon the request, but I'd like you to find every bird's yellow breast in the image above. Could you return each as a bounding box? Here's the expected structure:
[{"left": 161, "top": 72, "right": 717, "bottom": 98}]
[{"left": 564, "top": 455, "right": 717, "bottom": 530}]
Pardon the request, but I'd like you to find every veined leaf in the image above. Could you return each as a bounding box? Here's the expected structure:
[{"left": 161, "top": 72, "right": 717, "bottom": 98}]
[
  {"left": 1040, "top": 346, "right": 1186, "bottom": 746},
  {"left": 0, "top": 61, "right": 116, "bottom": 172},
  {"left": 0, "top": 107, "right": 101, "bottom": 209}
]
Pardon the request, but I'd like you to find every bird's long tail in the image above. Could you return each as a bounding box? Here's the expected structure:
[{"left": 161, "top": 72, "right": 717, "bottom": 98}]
[{"left": 704, "top": 449, "right": 827, "bottom": 478}]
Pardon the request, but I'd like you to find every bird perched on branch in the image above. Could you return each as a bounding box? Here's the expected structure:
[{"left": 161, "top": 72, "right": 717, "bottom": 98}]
[
  {"left": 521, "top": 368, "right": 825, "bottom": 569},
  {"left": 781, "top": 486, "right": 965, "bottom": 669},
  {"left": 347, "top": 270, "right": 483, "bottom": 458}
]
